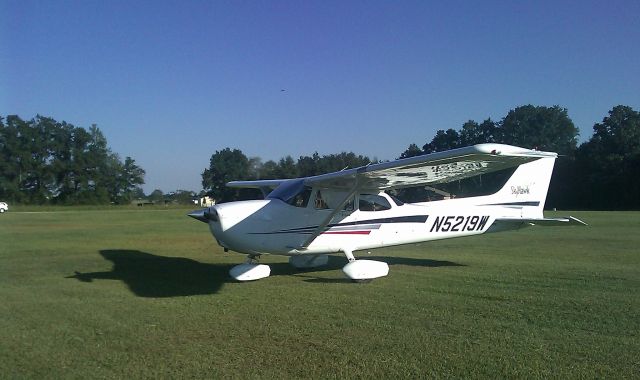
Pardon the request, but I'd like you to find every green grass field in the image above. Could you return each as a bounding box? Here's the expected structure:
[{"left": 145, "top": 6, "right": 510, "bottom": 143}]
[{"left": 1, "top": 208, "right": 638, "bottom": 378}]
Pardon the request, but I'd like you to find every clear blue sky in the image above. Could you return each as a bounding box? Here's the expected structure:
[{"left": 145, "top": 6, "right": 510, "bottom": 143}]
[{"left": 2, "top": 0, "right": 639, "bottom": 193}]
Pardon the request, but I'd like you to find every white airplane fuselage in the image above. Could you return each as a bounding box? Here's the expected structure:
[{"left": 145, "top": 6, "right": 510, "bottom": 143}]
[{"left": 205, "top": 193, "right": 520, "bottom": 257}]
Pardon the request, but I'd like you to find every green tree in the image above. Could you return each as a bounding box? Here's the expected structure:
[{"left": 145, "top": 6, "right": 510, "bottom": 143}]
[
  {"left": 295, "top": 152, "right": 371, "bottom": 176},
  {"left": 398, "top": 144, "right": 423, "bottom": 159},
  {"left": 107, "top": 156, "right": 146, "bottom": 203},
  {"left": 44, "top": 117, "right": 74, "bottom": 200},
  {"left": 459, "top": 119, "right": 499, "bottom": 146},
  {"left": 297, "top": 152, "right": 322, "bottom": 177},
  {"left": 166, "top": 190, "right": 196, "bottom": 205},
  {"left": 122, "top": 157, "right": 145, "bottom": 200},
  {"left": 0, "top": 116, "right": 21, "bottom": 202},
  {"left": 148, "top": 189, "right": 165, "bottom": 203},
  {"left": 316, "top": 152, "right": 371, "bottom": 173},
  {"left": 202, "top": 148, "right": 251, "bottom": 202},
  {"left": 247, "top": 157, "right": 263, "bottom": 179},
  {"left": 84, "top": 125, "right": 111, "bottom": 203},
  {"left": 275, "top": 156, "right": 298, "bottom": 178},
  {"left": 500, "top": 105, "right": 578, "bottom": 155},
  {"left": 259, "top": 160, "right": 280, "bottom": 179},
  {"left": 0, "top": 114, "right": 145, "bottom": 205},
  {"left": 0, "top": 115, "right": 51, "bottom": 203},
  {"left": 423, "top": 129, "right": 461, "bottom": 153},
  {"left": 575, "top": 105, "right": 640, "bottom": 209}
]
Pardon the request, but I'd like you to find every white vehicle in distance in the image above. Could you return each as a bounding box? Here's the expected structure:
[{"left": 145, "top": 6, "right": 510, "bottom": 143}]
[{"left": 0, "top": 202, "right": 8, "bottom": 213}]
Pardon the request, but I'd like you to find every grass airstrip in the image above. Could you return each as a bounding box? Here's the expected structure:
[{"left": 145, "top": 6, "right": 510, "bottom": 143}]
[{"left": 0, "top": 207, "right": 638, "bottom": 378}]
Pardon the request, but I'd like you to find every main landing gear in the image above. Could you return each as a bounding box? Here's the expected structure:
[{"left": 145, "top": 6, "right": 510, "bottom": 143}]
[
  {"left": 229, "top": 254, "right": 331, "bottom": 281},
  {"left": 341, "top": 249, "right": 389, "bottom": 282},
  {"left": 228, "top": 251, "right": 389, "bottom": 282}
]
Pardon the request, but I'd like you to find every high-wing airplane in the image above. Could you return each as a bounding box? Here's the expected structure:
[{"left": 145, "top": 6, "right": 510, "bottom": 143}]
[{"left": 189, "top": 143, "right": 586, "bottom": 282}]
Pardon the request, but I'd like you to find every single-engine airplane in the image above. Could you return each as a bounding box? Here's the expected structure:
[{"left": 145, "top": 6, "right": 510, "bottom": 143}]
[{"left": 189, "top": 144, "right": 586, "bottom": 282}]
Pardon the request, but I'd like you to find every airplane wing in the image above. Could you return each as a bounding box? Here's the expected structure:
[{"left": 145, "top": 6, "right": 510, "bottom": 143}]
[
  {"left": 227, "top": 179, "right": 289, "bottom": 189},
  {"left": 228, "top": 144, "right": 556, "bottom": 191}
]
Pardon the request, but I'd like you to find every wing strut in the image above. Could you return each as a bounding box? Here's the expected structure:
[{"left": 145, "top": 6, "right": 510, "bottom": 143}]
[{"left": 298, "top": 180, "right": 360, "bottom": 249}]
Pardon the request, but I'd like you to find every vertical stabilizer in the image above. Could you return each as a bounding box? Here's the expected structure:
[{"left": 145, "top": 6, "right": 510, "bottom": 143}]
[{"left": 487, "top": 156, "right": 557, "bottom": 218}]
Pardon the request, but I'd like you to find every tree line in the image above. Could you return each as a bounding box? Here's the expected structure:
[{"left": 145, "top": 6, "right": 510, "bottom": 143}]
[
  {"left": 3, "top": 104, "right": 637, "bottom": 209},
  {"left": 202, "top": 149, "right": 372, "bottom": 201},
  {"left": 202, "top": 104, "right": 640, "bottom": 210},
  {"left": 0, "top": 115, "right": 145, "bottom": 204}
]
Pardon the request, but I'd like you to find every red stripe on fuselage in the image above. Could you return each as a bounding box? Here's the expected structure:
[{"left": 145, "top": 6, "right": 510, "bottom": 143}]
[{"left": 322, "top": 231, "right": 371, "bottom": 235}]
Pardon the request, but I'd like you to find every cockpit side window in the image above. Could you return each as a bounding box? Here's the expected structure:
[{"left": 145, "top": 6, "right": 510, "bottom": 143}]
[
  {"left": 358, "top": 193, "right": 392, "bottom": 211},
  {"left": 314, "top": 189, "right": 355, "bottom": 211},
  {"left": 290, "top": 187, "right": 312, "bottom": 207}
]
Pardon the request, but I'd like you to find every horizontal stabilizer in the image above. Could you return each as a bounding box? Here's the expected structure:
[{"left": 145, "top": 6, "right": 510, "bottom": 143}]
[{"left": 497, "top": 216, "right": 588, "bottom": 226}]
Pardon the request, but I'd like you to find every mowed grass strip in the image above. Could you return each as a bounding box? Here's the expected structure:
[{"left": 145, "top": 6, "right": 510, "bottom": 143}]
[{"left": 0, "top": 209, "right": 638, "bottom": 378}]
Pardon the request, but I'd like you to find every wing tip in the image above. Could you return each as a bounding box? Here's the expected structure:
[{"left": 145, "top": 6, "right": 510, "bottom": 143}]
[{"left": 473, "top": 143, "right": 557, "bottom": 157}]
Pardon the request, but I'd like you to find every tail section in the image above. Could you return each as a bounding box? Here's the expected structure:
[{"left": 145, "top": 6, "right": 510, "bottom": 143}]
[{"left": 485, "top": 156, "right": 556, "bottom": 219}]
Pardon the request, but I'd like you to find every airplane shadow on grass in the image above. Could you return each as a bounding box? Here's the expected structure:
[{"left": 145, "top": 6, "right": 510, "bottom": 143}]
[
  {"left": 67, "top": 250, "right": 465, "bottom": 297},
  {"left": 67, "top": 250, "right": 236, "bottom": 298}
]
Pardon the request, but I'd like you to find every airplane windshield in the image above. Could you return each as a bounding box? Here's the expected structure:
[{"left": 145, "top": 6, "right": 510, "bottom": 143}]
[{"left": 267, "top": 180, "right": 312, "bottom": 207}]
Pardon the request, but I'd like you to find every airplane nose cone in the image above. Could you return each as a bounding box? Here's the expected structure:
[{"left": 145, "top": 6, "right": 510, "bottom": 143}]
[
  {"left": 188, "top": 207, "right": 218, "bottom": 223},
  {"left": 188, "top": 209, "right": 208, "bottom": 223}
]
